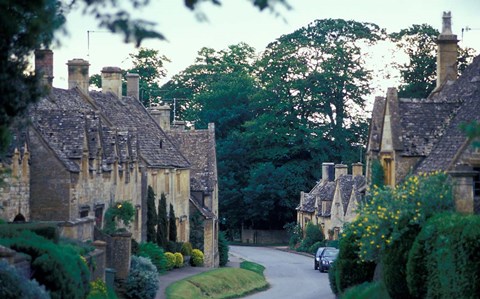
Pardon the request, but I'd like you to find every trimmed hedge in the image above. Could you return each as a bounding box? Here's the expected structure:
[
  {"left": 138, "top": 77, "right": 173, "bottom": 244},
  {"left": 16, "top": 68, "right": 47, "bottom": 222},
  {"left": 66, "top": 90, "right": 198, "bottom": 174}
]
[
  {"left": 0, "top": 230, "right": 90, "bottom": 299},
  {"left": 341, "top": 281, "right": 391, "bottom": 299},
  {"left": 174, "top": 252, "right": 184, "bottom": 268},
  {"left": 407, "top": 212, "right": 480, "bottom": 299},
  {"left": 0, "top": 223, "right": 59, "bottom": 242},
  {"left": 191, "top": 249, "right": 204, "bottom": 267},
  {"left": 331, "top": 227, "right": 375, "bottom": 294},
  {"left": 165, "top": 252, "right": 176, "bottom": 271}
]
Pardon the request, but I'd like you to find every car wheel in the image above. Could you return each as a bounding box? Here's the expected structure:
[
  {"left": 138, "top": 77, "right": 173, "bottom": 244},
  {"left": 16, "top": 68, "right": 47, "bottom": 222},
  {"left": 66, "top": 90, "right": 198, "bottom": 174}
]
[{"left": 314, "top": 262, "right": 318, "bottom": 270}]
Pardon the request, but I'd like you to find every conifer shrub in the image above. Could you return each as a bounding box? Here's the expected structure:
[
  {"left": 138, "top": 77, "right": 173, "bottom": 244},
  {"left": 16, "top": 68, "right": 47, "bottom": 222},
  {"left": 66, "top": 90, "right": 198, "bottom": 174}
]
[
  {"left": 174, "top": 252, "right": 184, "bottom": 268},
  {"left": 0, "top": 260, "right": 51, "bottom": 299},
  {"left": 218, "top": 231, "right": 229, "bottom": 266},
  {"left": 146, "top": 186, "right": 157, "bottom": 243},
  {"left": 407, "top": 212, "right": 480, "bottom": 299},
  {"left": 0, "top": 230, "right": 90, "bottom": 299},
  {"left": 125, "top": 256, "right": 159, "bottom": 299},
  {"left": 191, "top": 249, "right": 204, "bottom": 267},
  {"left": 181, "top": 241, "right": 193, "bottom": 256},
  {"left": 165, "top": 252, "right": 176, "bottom": 270},
  {"left": 137, "top": 242, "right": 167, "bottom": 273},
  {"left": 0, "top": 222, "right": 59, "bottom": 242}
]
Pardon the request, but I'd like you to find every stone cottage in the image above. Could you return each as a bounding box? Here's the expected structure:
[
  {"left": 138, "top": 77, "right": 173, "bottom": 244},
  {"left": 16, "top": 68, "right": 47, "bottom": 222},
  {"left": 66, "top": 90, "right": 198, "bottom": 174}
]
[
  {"left": 148, "top": 104, "right": 219, "bottom": 267},
  {"left": 366, "top": 12, "right": 480, "bottom": 214},
  {"left": 0, "top": 50, "right": 195, "bottom": 245},
  {"left": 297, "top": 162, "right": 366, "bottom": 239}
]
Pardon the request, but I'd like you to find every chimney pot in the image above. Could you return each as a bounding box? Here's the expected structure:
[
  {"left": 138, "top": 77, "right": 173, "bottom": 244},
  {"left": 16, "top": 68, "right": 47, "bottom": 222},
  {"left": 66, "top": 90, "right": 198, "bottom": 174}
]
[
  {"left": 148, "top": 104, "right": 171, "bottom": 131},
  {"left": 126, "top": 73, "right": 140, "bottom": 100},
  {"left": 436, "top": 11, "right": 458, "bottom": 90},
  {"left": 101, "top": 67, "right": 123, "bottom": 98},
  {"left": 334, "top": 164, "right": 348, "bottom": 180},
  {"left": 67, "top": 59, "right": 90, "bottom": 93},
  {"left": 322, "top": 162, "right": 335, "bottom": 182},
  {"left": 352, "top": 162, "right": 363, "bottom": 177}
]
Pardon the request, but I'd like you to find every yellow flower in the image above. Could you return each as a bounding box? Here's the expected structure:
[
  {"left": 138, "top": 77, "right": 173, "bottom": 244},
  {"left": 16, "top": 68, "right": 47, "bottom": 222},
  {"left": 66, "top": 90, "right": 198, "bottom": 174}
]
[
  {"left": 370, "top": 240, "right": 374, "bottom": 245},
  {"left": 381, "top": 235, "right": 385, "bottom": 239},
  {"left": 358, "top": 223, "right": 363, "bottom": 227}
]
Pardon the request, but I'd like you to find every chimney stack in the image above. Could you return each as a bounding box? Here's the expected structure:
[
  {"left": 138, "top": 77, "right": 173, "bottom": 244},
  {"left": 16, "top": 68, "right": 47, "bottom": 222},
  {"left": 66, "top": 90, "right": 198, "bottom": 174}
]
[
  {"left": 334, "top": 164, "right": 348, "bottom": 180},
  {"left": 101, "top": 67, "right": 123, "bottom": 98},
  {"left": 149, "top": 104, "right": 171, "bottom": 131},
  {"left": 436, "top": 11, "right": 458, "bottom": 89},
  {"left": 352, "top": 162, "right": 363, "bottom": 177},
  {"left": 126, "top": 73, "right": 139, "bottom": 100},
  {"left": 67, "top": 59, "right": 90, "bottom": 93},
  {"left": 35, "top": 49, "right": 54, "bottom": 88},
  {"left": 322, "top": 162, "right": 335, "bottom": 182}
]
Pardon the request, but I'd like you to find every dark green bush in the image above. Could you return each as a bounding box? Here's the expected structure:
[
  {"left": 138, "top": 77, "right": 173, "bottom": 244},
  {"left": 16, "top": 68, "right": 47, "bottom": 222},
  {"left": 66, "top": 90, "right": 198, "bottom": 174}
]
[
  {"left": 103, "top": 201, "right": 135, "bottom": 234},
  {"left": 333, "top": 226, "right": 375, "bottom": 294},
  {"left": 407, "top": 212, "right": 480, "bottom": 299},
  {"left": 328, "top": 261, "right": 338, "bottom": 295},
  {"left": 308, "top": 240, "right": 325, "bottom": 255},
  {"left": 341, "top": 281, "right": 391, "bottom": 299},
  {"left": 137, "top": 242, "right": 167, "bottom": 273},
  {"left": 166, "top": 241, "right": 183, "bottom": 253},
  {"left": 131, "top": 238, "right": 139, "bottom": 255},
  {"left": 180, "top": 241, "right": 193, "bottom": 256},
  {"left": 125, "top": 256, "right": 159, "bottom": 299},
  {"left": 284, "top": 222, "right": 302, "bottom": 249},
  {"left": 298, "top": 222, "right": 324, "bottom": 252},
  {"left": 0, "top": 223, "right": 59, "bottom": 242},
  {"left": 0, "top": 230, "right": 90, "bottom": 299},
  {"left": 382, "top": 227, "right": 419, "bottom": 299},
  {"left": 0, "top": 260, "right": 51, "bottom": 299},
  {"left": 218, "top": 231, "right": 229, "bottom": 266}
]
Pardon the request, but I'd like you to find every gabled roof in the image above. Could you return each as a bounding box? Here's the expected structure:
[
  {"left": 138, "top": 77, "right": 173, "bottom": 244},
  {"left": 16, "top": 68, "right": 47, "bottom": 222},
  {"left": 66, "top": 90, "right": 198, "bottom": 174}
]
[
  {"left": 416, "top": 55, "right": 480, "bottom": 172},
  {"left": 168, "top": 125, "right": 217, "bottom": 193},
  {"left": 27, "top": 87, "right": 190, "bottom": 172}
]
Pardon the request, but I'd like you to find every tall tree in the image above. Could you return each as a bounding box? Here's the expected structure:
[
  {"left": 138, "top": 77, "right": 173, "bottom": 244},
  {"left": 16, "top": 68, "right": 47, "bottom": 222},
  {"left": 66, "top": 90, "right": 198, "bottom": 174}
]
[
  {"left": 239, "top": 19, "right": 382, "bottom": 228},
  {"left": 169, "top": 204, "right": 177, "bottom": 242},
  {"left": 146, "top": 186, "right": 157, "bottom": 243},
  {"left": 390, "top": 24, "right": 475, "bottom": 98},
  {"left": 156, "top": 193, "right": 168, "bottom": 249}
]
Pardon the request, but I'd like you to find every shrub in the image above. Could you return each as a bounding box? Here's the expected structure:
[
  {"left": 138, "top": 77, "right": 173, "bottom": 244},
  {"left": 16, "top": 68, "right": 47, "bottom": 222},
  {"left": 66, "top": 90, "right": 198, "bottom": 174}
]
[
  {"left": 308, "top": 240, "right": 325, "bottom": 255},
  {"left": 407, "top": 212, "right": 480, "bottom": 299},
  {"left": 0, "top": 222, "right": 59, "bottom": 242},
  {"left": 341, "top": 281, "right": 391, "bottom": 299},
  {"left": 157, "top": 193, "right": 168, "bottom": 249},
  {"left": 168, "top": 204, "right": 177, "bottom": 242},
  {"left": 382, "top": 227, "right": 419, "bottom": 299},
  {"left": 166, "top": 241, "right": 183, "bottom": 253},
  {"left": 191, "top": 249, "right": 204, "bottom": 267},
  {"left": 137, "top": 242, "right": 167, "bottom": 273},
  {"left": 218, "top": 231, "right": 229, "bottom": 266},
  {"left": 165, "top": 252, "right": 176, "bottom": 271},
  {"left": 131, "top": 238, "right": 139, "bottom": 255},
  {"left": 328, "top": 261, "right": 338, "bottom": 295},
  {"left": 87, "top": 279, "right": 108, "bottom": 299},
  {"left": 104, "top": 201, "right": 135, "bottom": 234},
  {"left": 174, "top": 252, "right": 184, "bottom": 268},
  {"left": 125, "top": 256, "right": 159, "bottom": 299},
  {"left": 146, "top": 186, "right": 157, "bottom": 243},
  {"left": 298, "top": 222, "right": 324, "bottom": 252},
  {"left": 181, "top": 241, "right": 193, "bottom": 256},
  {"left": 0, "top": 230, "right": 90, "bottom": 299},
  {"left": 284, "top": 222, "right": 302, "bottom": 249},
  {"left": 332, "top": 225, "right": 375, "bottom": 294},
  {"left": 0, "top": 260, "right": 51, "bottom": 299}
]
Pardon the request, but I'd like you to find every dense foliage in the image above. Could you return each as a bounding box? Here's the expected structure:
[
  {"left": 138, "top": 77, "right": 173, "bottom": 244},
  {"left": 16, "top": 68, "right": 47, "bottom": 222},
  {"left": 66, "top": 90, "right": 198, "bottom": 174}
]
[
  {"left": 125, "top": 256, "right": 159, "bottom": 299},
  {"left": 191, "top": 249, "right": 205, "bottom": 267},
  {"left": 181, "top": 241, "right": 193, "bottom": 256},
  {"left": 157, "top": 193, "right": 168, "bottom": 249},
  {"left": 0, "top": 230, "right": 90, "bottom": 299},
  {"left": 0, "top": 222, "right": 59, "bottom": 242},
  {"left": 189, "top": 210, "right": 205, "bottom": 251},
  {"left": 174, "top": 252, "right": 184, "bottom": 268},
  {"left": 103, "top": 201, "right": 135, "bottom": 234},
  {"left": 218, "top": 231, "right": 229, "bottom": 266},
  {"left": 168, "top": 203, "right": 177, "bottom": 242},
  {"left": 165, "top": 252, "right": 176, "bottom": 270},
  {"left": 137, "top": 242, "right": 167, "bottom": 273},
  {"left": 0, "top": 260, "right": 51, "bottom": 299},
  {"left": 146, "top": 186, "right": 157, "bottom": 243},
  {"left": 297, "top": 222, "right": 324, "bottom": 252},
  {"left": 407, "top": 213, "right": 480, "bottom": 299}
]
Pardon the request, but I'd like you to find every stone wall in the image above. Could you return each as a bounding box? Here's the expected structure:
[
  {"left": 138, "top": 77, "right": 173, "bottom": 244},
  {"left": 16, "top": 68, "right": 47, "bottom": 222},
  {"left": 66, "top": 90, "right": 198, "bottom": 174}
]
[
  {"left": 58, "top": 216, "right": 95, "bottom": 242},
  {"left": 203, "top": 219, "right": 219, "bottom": 268},
  {"left": 241, "top": 228, "right": 289, "bottom": 244},
  {"left": 0, "top": 151, "right": 30, "bottom": 222}
]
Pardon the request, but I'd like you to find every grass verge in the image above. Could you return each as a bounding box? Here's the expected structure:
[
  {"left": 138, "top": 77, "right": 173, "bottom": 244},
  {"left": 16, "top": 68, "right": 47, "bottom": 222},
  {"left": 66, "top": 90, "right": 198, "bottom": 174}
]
[{"left": 166, "top": 262, "right": 268, "bottom": 299}]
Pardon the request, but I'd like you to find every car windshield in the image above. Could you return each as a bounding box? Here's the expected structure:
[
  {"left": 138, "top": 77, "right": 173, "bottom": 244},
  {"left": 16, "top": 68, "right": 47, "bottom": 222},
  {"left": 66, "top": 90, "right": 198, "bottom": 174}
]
[
  {"left": 316, "top": 247, "right": 325, "bottom": 257},
  {"left": 323, "top": 249, "right": 339, "bottom": 258}
]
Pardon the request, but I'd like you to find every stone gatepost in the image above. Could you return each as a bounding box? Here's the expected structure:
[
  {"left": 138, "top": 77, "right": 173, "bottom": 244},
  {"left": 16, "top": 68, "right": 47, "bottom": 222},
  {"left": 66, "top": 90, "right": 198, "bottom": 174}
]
[
  {"left": 92, "top": 240, "right": 107, "bottom": 282},
  {"left": 449, "top": 164, "right": 477, "bottom": 214},
  {"left": 110, "top": 231, "right": 132, "bottom": 280}
]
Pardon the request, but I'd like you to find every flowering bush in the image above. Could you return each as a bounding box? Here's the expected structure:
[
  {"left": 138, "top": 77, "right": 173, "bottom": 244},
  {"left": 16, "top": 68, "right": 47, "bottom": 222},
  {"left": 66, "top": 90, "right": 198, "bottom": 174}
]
[
  {"left": 87, "top": 279, "right": 108, "bottom": 298},
  {"left": 348, "top": 171, "right": 454, "bottom": 262}
]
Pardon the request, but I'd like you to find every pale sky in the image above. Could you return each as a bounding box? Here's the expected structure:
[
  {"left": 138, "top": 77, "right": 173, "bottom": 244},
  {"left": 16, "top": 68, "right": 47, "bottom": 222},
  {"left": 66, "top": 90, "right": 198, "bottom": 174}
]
[{"left": 50, "top": 0, "right": 480, "bottom": 99}]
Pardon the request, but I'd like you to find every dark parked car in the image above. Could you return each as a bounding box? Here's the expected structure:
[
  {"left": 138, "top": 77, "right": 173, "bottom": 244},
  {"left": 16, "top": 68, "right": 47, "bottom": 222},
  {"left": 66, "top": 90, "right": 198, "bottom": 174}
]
[
  {"left": 314, "top": 247, "right": 325, "bottom": 270},
  {"left": 319, "top": 247, "right": 339, "bottom": 272}
]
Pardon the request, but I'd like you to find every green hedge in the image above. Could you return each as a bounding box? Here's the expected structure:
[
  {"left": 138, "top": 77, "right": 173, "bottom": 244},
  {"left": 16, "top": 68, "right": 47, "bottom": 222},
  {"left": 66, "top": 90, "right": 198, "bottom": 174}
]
[
  {"left": 218, "top": 231, "right": 229, "bottom": 266},
  {"left": 331, "top": 226, "right": 375, "bottom": 294},
  {"left": 0, "top": 222, "right": 59, "bottom": 242},
  {"left": 138, "top": 242, "right": 167, "bottom": 273},
  {"left": 0, "top": 230, "right": 90, "bottom": 299},
  {"left": 341, "top": 281, "right": 391, "bottom": 299},
  {"left": 407, "top": 212, "right": 480, "bottom": 299}
]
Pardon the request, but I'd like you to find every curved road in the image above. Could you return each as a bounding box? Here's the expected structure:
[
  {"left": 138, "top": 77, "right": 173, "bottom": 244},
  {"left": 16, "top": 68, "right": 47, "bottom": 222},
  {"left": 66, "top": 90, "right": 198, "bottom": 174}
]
[{"left": 229, "top": 246, "right": 335, "bottom": 299}]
